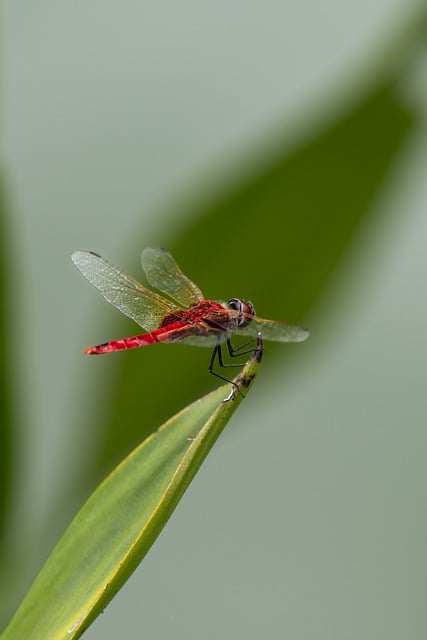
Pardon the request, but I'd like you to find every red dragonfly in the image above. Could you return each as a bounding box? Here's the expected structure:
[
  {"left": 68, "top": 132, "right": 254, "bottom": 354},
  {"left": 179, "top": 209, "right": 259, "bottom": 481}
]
[{"left": 71, "top": 248, "right": 309, "bottom": 387}]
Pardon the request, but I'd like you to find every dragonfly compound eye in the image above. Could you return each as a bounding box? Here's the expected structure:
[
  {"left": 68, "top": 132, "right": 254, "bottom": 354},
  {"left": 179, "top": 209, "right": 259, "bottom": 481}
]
[{"left": 227, "top": 298, "right": 255, "bottom": 328}]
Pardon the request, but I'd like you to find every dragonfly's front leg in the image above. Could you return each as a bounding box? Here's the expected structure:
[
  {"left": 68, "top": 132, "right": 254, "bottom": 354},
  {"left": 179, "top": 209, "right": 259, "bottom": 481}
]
[
  {"left": 208, "top": 340, "right": 243, "bottom": 399},
  {"left": 208, "top": 337, "right": 259, "bottom": 399},
  {"left": 226, "top": 337, "right": 257, "bottom": 358}
]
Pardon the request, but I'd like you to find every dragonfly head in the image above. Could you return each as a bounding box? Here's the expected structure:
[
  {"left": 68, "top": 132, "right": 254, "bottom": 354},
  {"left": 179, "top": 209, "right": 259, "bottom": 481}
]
[{"left": 227, "top": 298, "right": 255, "bottom": 328}]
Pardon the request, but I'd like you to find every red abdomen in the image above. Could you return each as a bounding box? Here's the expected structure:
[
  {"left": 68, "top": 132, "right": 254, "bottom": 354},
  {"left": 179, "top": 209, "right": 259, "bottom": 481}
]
[
  {"left": 83, "top": 320, "right": 191, "bottom": 354},
  {"left": 84, "top": 332, "right": 158, "bottom": 354}
]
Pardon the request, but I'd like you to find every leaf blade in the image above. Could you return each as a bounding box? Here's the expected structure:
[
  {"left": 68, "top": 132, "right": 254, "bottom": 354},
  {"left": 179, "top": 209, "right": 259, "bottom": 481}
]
[{"left": 1, "top": 342, "right": 262, "bottom": 640}]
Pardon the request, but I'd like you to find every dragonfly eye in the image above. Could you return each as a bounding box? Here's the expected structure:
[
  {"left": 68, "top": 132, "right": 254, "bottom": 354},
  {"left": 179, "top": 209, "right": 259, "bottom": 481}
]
[{"left": 227, "top": 298, "right": 255, "bottom": 328}]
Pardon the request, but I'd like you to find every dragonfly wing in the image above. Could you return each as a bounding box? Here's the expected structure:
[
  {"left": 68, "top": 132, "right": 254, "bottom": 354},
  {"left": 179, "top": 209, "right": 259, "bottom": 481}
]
[
  {"left": 237, "top": 316, "right": 310, "bottom": 343},
  {"left": 156, "top": 319, "right": 228, "bottom": 348},
  {"left": 141, "top": 247, "right": 204, "bottom": 308},
  {"left": 150, "top": 321, "right": 226, "bottom": 348},
  {"left": 71, "top": 250, "right": 181, "bottom": 331},
  {"left": 177, "top": 332, "right": 227, "bottom": 348}
]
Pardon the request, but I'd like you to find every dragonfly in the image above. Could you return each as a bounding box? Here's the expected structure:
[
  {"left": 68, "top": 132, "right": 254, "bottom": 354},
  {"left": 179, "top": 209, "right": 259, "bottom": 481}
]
[{"left": 71, "top": 248, "right": 309, "bottom": 390}]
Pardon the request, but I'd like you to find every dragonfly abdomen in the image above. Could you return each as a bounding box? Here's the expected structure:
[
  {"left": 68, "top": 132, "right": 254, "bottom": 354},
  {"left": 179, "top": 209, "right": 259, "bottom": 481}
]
[
  {"left": 83, "top": 321, "right": 190, "bottom": 354},
  {"left": 84, "top": 332, "right": 159, "bottom": 354}
]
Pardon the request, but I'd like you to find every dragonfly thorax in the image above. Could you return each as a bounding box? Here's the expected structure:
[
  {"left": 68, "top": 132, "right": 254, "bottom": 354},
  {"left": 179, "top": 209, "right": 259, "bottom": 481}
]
[{"left": 227, "top": 298, "right": 255, "bottom": 328}]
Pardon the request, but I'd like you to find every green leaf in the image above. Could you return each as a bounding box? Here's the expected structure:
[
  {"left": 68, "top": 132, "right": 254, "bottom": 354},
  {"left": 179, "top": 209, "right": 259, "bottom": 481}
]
[{"left": 0, "top": 340, "right": 262, "bottom": 640}]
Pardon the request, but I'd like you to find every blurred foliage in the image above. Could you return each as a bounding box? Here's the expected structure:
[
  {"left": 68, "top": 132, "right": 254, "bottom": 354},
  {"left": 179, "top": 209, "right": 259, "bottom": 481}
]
[
  {"left": 0, "top": 176, "right": 14, "bottom": 551},
  {"left": 65, "top": 7, "right": 427, "bottom": 513},
  {"left": 77, "top": 80, "right": 414, "bottom": 499}
]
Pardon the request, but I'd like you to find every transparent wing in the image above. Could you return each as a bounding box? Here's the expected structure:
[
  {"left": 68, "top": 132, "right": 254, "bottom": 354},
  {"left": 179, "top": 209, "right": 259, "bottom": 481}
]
[
  {"left": 237, "top": 316, "right": 310, "bottom": 343},
  {"left": 141, "top": 247, "right": 204, "bottom": 308},
  {"left": 168, "top": 316, "right": 309, "bottom": 346},
  {"left": 71, "top": 250, "right": 181, "bottom": 331},
  {"left": 177, "top": 332, "right": 227, "bottom": 348}
]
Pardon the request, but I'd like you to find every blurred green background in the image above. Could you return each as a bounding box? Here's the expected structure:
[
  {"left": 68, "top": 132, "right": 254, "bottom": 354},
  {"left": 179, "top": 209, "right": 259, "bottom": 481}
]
[{"left": 2, "top": 1, "right": 427, "bottom": 638}]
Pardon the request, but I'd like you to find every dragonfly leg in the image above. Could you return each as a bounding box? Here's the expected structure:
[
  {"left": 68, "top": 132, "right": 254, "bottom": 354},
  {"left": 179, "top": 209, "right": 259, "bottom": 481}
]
[
  {"left": 216, "top": 339, "right": 255, "bottom": 369},
  {"left": 226, "top": 337, "right": 257, "bottom": 358},
  {"left": 209, "top": 337, "right": 261, "bottom": 398},
  {"left": 208, "top": 341, "right": 244, "bottom": 398}
]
